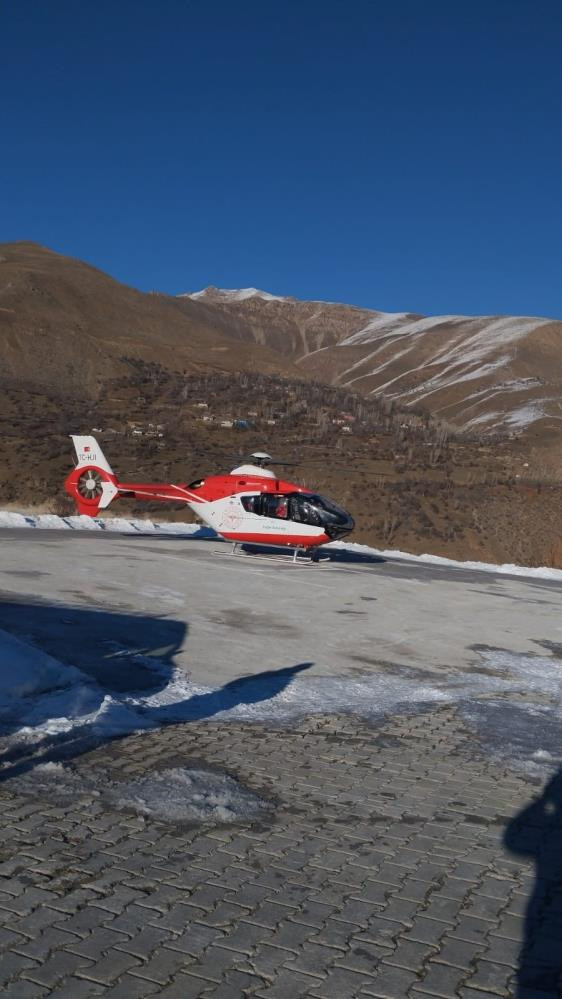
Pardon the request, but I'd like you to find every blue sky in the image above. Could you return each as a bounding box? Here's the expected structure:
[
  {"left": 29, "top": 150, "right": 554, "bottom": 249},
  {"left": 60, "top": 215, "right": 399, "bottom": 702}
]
[{"left": 3, "top": 0, "right": 562, "bottom": 316}]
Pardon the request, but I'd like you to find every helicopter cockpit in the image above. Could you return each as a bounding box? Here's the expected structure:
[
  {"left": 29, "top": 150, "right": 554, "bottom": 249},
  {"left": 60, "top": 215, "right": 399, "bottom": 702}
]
[{"left": 241, "top": 492, "right": 354, "bottom": 539}]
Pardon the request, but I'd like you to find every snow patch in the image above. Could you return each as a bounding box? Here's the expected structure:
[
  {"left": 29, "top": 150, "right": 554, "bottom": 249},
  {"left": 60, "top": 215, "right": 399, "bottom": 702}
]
[
  {"left": 337, "top": 311, "right": 552, "bottom": 430},
  {"left": 0, "top": 511, "right": 214, "bottom": 536},
  {"left": 181, "top": 287, "right": 286, "bottom": 303},
  {"left": 341, "top": 312, "right": 414, "bottom": 345},
  {"left": 342, "top": 312, "right": 550, "bottom": 349},
  {"left": 105, "top": 768, "right": 271, "bottom": 824},
  {"left": 329, "top": 541, "right": 562, "bottom": 582},
  {"left": 10, "top": 760, "right": 270, "bottom": 825},
  {"left": 505, "top": 401, "right": 548, "bottom": 428},
  {"left": 4, "top": 630, "right": 562, "bottom": 777},
  {"left": 4, "top": 619, "right": 562, "bottom": 778},
  {"left": 0, "top": 630, "right": 84, "bottom": 707}
]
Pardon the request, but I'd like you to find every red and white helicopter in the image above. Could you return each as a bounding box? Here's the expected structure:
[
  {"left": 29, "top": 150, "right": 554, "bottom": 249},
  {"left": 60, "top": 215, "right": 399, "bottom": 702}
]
[{"left": 65, "top": 436, "right": 355, "bottom": 561}]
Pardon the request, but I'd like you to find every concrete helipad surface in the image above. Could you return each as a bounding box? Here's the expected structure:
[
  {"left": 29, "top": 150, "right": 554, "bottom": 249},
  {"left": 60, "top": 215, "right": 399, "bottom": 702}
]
[{"left": 0, "top": 529, "right": 560, "bottom": 688}]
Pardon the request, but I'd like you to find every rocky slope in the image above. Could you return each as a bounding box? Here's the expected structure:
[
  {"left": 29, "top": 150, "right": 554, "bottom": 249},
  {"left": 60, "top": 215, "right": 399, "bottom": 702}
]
[
  {"left": 2, "top": 243, "right": 560, "bottom": 449},
  {"left": 0, "top": 244, "right": 303, "bottom": 397},
  {"left": 182, "top": 287, "right": 562, "bottom": 445}
]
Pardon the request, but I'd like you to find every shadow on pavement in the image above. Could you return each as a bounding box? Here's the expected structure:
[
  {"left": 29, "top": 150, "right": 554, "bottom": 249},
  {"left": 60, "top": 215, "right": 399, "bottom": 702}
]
[
  {"left": 147, "top": 661, "right": 313, "bottom": 726},
  {"left": 234, "top": 543, "right": 386, "bottom": 564},
  {"left": 123, "top": 526, "right": 216, "bottom": 540},
  {"left": 105, "top": 534, "right": 386, "bottom": 565},
  {"left": 324, "top": 548, "right": 386, "bottom": 565},
  {"left": 0, "top": 596, "right": 313, "bottom": 782},
  {"left": 0, "top": 597, "right": 184, "bottom": 694},
  {"left": 504, "top": 769, "right": 562, "bottom": 996}
]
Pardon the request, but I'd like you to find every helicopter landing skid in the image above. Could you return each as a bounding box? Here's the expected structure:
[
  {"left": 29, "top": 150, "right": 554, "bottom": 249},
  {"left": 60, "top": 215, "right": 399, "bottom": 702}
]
[{"left": 213, "top": 542, "right": 329, "bottom": 565}]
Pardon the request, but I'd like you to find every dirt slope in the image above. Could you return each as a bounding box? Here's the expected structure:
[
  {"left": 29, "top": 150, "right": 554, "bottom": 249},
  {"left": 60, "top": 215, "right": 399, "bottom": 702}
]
[
  {"left": 183, "top": 287, "right": 562, "bottom": 446},
  {"left": 0, "top": 243, "right": 303, "bottom": 396}
]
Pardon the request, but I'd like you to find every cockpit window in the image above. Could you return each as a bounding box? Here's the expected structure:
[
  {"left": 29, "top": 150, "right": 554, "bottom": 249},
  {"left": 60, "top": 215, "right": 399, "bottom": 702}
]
[
  {"left": 306, "top": 494, "right": 350, "bottom": 521},
  {"left": 240, "top": 491, "right": 353, "bottom": 538},
  {"left": 241, "top": 494, "right": 259, "bottom": 513},
  {"left": 241, "top": 494, "right": 288, "bottom": 518}
]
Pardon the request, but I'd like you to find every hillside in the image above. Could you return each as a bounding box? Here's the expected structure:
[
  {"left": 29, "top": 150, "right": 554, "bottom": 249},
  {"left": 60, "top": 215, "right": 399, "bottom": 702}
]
[
  {"left": 2, "top": 242, "right": 560, "bottom": 449},
  {"left": 1, "top": 366, "right": 560, "bottom": 568},
  {"left": 182, "top": 287, "right": 562, "bottom": 447},
  {"left": 0, "top": 243, "right": 560, "bottom": 567},
  {"left": 0, "top": 243, "right": 303, "bottom": 396}
]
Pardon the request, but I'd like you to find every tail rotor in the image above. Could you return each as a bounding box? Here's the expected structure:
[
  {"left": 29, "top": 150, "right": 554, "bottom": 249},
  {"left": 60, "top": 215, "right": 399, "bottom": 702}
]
[
  {"left": 65, "top": 436, "right": 118, "bottom": 516},
  {"left": 76, "top": 468, "right": 105, "bottom": 501}
]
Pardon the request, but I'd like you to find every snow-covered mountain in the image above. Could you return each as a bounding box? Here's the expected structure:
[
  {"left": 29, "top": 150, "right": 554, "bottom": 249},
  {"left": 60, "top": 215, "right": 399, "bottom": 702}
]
[
  {"left": 181, "top": 288, "right": 562, "bottom": 436},
  {"left": 182, "top": 286, "right": 288, "bottom": 303}
]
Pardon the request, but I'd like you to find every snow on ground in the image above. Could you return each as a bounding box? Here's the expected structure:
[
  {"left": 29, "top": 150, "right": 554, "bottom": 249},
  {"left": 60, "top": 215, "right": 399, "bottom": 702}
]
[
  {"left": 104, "top": 768, "right": 272, "bottom": 824},
  {"left": 12, "top": 759, "right": 271, "bottom": 825},
  {"left": 342, "top": 312, "right": 549, "bottom": 349},
  {"left": 0, "top": 631, "right": 84, "bottom": 707},
  {"left": 337, "top": 313, "right": 552, "bottom": 430},
  {"left": 505, "top": 401, "right": 549, "bottom": 428},
  {"left": 0, "top": 510, "right": 212, "bottom": 536},
  {"left": 330, "top": 541, "right": 562, "bottom": 582},
  {"left": 0, "top": 624, "right": 438, "bottom": 741},
  {"left": 0, "top": 627, "right": 137, "bottom": 736},
  {"left": 340, "top": 312, "right": 414, "bottom": 344},
  {"left": 2, "top": 623, "right": 562, "bottom": 777}
]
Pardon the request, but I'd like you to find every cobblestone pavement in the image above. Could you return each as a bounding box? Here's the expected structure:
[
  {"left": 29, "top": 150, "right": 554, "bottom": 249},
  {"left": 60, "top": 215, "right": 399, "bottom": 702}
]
[{"left": 0, "top": 707, "right": 558, "bottom": 998}]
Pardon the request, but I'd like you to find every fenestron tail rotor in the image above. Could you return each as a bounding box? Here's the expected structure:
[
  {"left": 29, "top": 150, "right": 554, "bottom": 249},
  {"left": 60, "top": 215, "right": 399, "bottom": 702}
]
[{"left": 77, "top": 468, "right": 104, "bottom": 500}]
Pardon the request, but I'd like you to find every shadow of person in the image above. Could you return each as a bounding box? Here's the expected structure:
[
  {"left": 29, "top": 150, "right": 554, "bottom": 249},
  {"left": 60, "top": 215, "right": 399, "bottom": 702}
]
[
  {"left": 503, "top": 768, "right": 562, "bottom": 996},
  {"left": 0, "top": 651, "right": 314, "bottom": 782},
  {"left": 144, "top": 660, "right": 314, "bottom": 725}
]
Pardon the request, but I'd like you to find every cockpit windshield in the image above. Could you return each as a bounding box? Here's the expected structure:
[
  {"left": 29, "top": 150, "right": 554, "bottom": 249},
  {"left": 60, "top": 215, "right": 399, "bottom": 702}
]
[{"left": 240, "top": 492, "right": 354, "bottom": 538}]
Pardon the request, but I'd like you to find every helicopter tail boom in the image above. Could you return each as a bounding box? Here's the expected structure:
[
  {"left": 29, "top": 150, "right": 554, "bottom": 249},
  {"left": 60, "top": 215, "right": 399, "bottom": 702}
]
[{"left": 64, "top": 436, "right": 205, "bottom": 517}]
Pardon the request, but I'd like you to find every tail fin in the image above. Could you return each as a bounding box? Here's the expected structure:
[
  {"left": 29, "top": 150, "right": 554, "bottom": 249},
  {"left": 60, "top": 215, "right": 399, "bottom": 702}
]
[
  {"left": 66, "top": 436, "right": 118, "bottom": 516},
  {"left": 71, "top": 436, "right": 114, "bottom": 475}
]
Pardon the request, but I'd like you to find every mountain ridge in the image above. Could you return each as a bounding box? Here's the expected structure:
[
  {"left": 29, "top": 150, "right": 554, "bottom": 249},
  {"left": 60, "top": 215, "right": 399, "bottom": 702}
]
[
  {"left": 0, "top": 242, "right": 307, "bottom": 397},
  {"left": 181, "top": 285, "right": 562, "bottom": 440},
  {"left": 1, "top": 243, "right": 561, "bottom": 454}
]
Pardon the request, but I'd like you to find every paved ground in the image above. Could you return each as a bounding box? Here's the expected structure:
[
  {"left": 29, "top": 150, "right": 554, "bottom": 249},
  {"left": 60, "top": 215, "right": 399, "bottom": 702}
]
[
  {"left": 1, "top": 529, "right": 560, "bottom": 684},
  {"left": 0, "top": 706, "right": 558, "bottom": 999},
  {"left": 0, "top": 530, "right": 561, "bottom": 997}
]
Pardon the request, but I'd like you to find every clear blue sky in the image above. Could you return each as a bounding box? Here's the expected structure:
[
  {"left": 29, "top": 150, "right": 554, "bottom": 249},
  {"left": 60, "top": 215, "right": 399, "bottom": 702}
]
[{"left": 3, "top": 0, "right": 562, "bottom": 317}]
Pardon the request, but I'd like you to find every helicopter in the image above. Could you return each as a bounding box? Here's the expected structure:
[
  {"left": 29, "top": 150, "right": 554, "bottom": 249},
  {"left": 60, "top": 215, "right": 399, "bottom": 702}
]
[{"left": 64, "top": 436, "right": 355, "bottom": 561}]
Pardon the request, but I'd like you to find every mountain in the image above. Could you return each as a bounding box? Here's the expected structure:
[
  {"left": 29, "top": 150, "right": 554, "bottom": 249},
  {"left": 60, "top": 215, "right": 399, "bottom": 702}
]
[
  {"left": 0, "top": 243, "right": 303, "bottom": 397},
  {"left": 0, "top": 244, "right": 560, "bottom": 566},
  {"left": 0, "top": 242, "right": 562, "bottom": 446},
  {"left": 2, "top": 243, "right": 559, "bottom": 446},
  {"left": 182, "top": 287, "right": 562, "bottom": 441}
]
